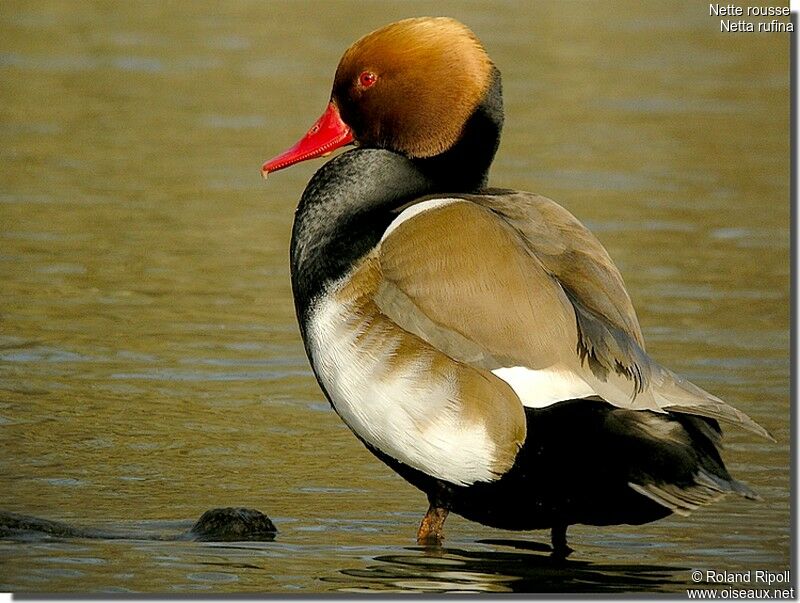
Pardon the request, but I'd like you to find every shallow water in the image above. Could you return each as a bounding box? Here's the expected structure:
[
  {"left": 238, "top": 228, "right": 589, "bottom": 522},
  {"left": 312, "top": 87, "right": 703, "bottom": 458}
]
[{"left": 0, "top": 0, "right": 791, "bottom": 595}]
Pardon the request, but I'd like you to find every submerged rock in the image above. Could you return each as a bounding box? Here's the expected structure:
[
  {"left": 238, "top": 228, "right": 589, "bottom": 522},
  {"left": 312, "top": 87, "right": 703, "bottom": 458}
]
[
  {"left": 0, "top": 507, "right": 277, "bottom": 542},
  {"left": 0, "top": 511, "right": 91, "bottom": 539}
]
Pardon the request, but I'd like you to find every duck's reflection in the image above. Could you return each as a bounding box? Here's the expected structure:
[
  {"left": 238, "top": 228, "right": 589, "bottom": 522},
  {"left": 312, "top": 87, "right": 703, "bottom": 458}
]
[{"left": 323, "top": 539, "right": 687, "bottom": 594}]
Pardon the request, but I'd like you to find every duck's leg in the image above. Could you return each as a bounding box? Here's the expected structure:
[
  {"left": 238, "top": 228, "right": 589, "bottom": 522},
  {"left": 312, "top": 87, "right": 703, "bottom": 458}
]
[
  {"left": 550, "top": 524, "right": 573, "bottom": 558},
  {"left": 416, "top": 505, "right": 449, "bottom": 546}
]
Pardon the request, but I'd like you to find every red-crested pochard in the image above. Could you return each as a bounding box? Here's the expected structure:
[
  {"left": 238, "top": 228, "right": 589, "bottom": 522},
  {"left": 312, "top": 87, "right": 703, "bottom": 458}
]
[{"left": 262, "top": 17, "right": 771, "bottom": 557}]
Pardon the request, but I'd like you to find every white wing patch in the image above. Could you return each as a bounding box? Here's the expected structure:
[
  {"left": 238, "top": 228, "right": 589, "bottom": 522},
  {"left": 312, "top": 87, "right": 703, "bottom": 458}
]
[{"left": 492, "top": 365, "right": 596, "bottom": 407}]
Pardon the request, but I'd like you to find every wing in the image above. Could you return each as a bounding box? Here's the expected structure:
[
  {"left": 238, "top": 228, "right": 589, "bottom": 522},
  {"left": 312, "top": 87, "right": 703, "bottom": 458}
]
[
  {"left": 375, "top": 195, "right": 771, "bottom": 440},
  {"left": 472, "top": 190, "right": 650, "bottom": 387},
  {"left": 473, "top": 189, "right": 646, "bottom": 346}
]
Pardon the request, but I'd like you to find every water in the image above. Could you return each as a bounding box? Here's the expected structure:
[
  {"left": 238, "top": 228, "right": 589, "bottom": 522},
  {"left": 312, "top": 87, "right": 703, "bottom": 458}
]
[{"left": 0, "top": 0, "right": 791, "bottom": 594}]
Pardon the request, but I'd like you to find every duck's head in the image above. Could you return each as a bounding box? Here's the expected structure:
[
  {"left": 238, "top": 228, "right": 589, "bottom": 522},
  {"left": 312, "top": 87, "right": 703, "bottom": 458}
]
[{"left": 262, "top": 17, "right": 502, "bottom": 177}]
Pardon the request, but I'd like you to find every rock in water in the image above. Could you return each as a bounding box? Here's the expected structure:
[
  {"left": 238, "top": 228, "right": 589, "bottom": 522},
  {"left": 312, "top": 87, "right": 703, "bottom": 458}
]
[{"left": 189, "top": 507, "right": 277, "bottom": 541}]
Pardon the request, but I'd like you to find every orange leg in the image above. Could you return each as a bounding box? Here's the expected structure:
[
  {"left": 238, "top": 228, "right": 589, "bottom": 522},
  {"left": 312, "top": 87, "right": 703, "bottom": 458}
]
[{"left": 416, "top": 505, "right": 449, "bottom": 546}]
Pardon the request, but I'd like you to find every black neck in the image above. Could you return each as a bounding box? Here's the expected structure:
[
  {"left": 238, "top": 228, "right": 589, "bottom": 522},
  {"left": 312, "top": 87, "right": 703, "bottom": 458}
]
[
  {"left": 416, "top": 67, "right": 504, "bottom": 190},
  {"left": 290, "top": 149, "right": 431, "bottom": 325},
  {"left": 290, "top": 68, "right": 504, "bottom": 324}
]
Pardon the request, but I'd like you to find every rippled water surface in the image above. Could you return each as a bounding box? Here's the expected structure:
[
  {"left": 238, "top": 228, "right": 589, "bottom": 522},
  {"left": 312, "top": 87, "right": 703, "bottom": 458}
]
[{"left": 0, "top": 0, "right": 791, "bottom": 594}]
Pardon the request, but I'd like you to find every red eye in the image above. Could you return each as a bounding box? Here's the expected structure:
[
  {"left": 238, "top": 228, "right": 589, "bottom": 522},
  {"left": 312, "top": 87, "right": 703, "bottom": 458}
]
[{"left": 359, "top": 71, "right": 378, "bottom": 89}]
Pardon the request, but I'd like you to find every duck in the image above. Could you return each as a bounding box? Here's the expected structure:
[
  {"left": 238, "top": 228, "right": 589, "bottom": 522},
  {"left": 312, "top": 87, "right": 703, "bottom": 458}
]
[{"left": 261, "top": 17, "right": 771, "bottom": 557}]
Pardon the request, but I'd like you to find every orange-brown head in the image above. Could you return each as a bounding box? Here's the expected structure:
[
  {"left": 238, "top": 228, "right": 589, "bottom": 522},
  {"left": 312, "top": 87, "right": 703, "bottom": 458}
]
[
  {"left": 332, "top": 17, "right": 494, "bottom": 158},
  {"left": 263, "top": 17, "right": 497, "bottom": 176}
]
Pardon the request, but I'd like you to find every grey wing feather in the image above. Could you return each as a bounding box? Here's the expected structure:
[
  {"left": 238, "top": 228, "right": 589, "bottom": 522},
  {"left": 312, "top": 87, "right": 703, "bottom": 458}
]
[
  {"left": 629, "top": 466, "right": 761, "bottom": 517},
  {"left": 566, "top": 289, "right": 652, "bottom": 394},
  {"left": 650, "top": 364, "right": 775, "bottom": 441}
]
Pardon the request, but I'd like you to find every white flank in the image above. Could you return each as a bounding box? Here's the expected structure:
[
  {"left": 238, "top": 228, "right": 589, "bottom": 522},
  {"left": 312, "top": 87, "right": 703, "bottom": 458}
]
[
  {"left": 492, "top": 365, "right": 596, "bottom": 408},
  {"left": 381, "top": 198, "right": 460, "bottom": 241},
  {"left": 307, "top": 283, "right": 499, "bottom": 486}
]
